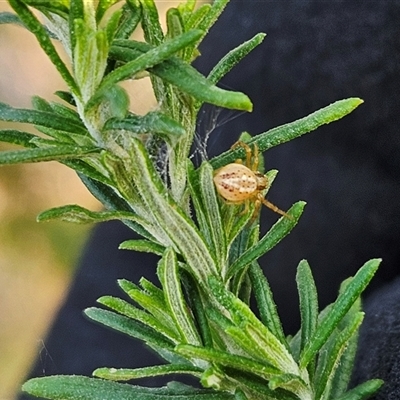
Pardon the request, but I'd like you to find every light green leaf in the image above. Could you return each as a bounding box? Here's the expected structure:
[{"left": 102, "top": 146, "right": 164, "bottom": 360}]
[
  {"left": 110, "top": 41, "right": 253, "bottom": 112},
  {"left": 84, "top": 307, "right": 174, "bottom": 350},
  {"left": 93, "top": 364, "right": 202, "bottom": 381},
  {"left": 210, "top": 98, "right": 363, "bottom": 169},
  {"left": 314, "top": 312, "right": 364, "bottom": 400},
  {"left": 119, "top": 281, "right": 177, "bottom": 334},
  {"left": 166, "top": 8, "right": 184, "bottom": 40},
  {"left": 119, "top": 239, "right": 165, "bottom": 255},
  {"left": 158, "top": 248, "right": 202, "bottom": 345},
  {"left": 0, "top": 129, "right": 38, "bottom": 148},
  {"left": 22, "top": 0, "right": 69, "bottom": 18},
  {"left": 299, "top": 259, "right": 381, "bottom": 368},
  {"left": 37, "top": 204, "right": 143, "bottom": 225},
  {"left": 248, "top": 262, "right": 288, "bottom": 350},
  {"left": 89, "top": 29, "right": 204, "bottom": 109},
  {"left": 227, "top": 201, "right": 305, "bottom": 280},
  {"left": 335, "top": 380, "right": 383, "bottom": 400},
  {"left": 128, "top": 138, "right": 218, "bottom": 282},
  {"left": 97, "top": 295, "right": 180, "bottom": 342},
  {"left": 22, "top": 375, "right": 235, "bottom": 400},
  {"left": 208, "top": 33, "right": 266, "bottom": 84},
  {"left": 184, "top": 4, "right": 211, "bottom": 31},
  {"left": 208, "top": 277, "right": 300, "bottom": 375},
  {"left": 0, "top": 102, "right": 87, "bottom": 135},
  {"left": 296, "top": 260, "right": 318, "bottom": 363},
  {"left": 198, "top": 162, "right": 227, "bottom": 273},
  {"left": 62, "top": 159, "right": 113, "bottom": 186},
  {"left": 139, "top": 0, "right": 163, "bottom": 45},
  {"left": 104, "top": 111, "right": 185, "bottom": 140},
  {"left": 115, "top": 1, "right": 142, "bottom": 40},
  {"left": 0, "top": 145, "right": 97, "bottom": 165},
  {"left": 176, "top": 344, "right": 279, "bottom": 381},
  {"left": 78, "top": 174, "right": 155, "bottom": 241},
  {"left": 96, "top": 0, "right": 122, "bottom": 23}
]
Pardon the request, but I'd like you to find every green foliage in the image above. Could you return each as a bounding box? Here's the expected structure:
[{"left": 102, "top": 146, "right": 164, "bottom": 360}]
[{"left": 0, "top": 1, "right": 382, "bottom": 399}]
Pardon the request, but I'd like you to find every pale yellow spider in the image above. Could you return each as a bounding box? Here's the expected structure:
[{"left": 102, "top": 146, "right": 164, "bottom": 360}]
[{"left": 213, "top": 141, "right": 290, "bottom": 220}]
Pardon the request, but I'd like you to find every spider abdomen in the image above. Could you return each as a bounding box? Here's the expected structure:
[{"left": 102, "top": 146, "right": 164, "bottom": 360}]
[{"left": 213, "top": 163, "right": 260, "bottom": 202}]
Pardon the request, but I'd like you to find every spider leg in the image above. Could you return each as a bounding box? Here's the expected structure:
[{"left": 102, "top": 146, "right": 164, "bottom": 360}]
[
  {"left": 231, "top": 141, "right": 253, "bottom": 168},
  {"left": 239, "top": 199, "right": 250, "bottom": 216},
  {"left": 249, "top": 198, "right": 262, "bottom": 223},
  {"left": 258, "top": 193, "right": 292, "bottom": 219},
  {"left": 252, "top": 143, "right": 259, "bottom": 171}
]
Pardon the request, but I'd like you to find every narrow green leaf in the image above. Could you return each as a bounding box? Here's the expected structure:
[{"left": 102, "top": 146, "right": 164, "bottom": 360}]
[
  {"left": 118, "top": 280, "right": 176, "bottom": 333},
  {"left": 63, "top": 159, "right": 113, "bottom": 186},
  {"left": 185, "top": 4, "right": 211, "bottom": 31},
  {"left": 166, "top": 8, "right": 184, "bottom": 40},
  {"left": 187, "top": 161, "right": 212, "bottom": 247},
  {"left": 198, "top": 162, "right": 227, "bottom": 273},
  {"left": 210, "top": 98, "right": 364, "bottom": 169},
  {"left": 0, "top": 102, "right": 87, "bottom": 135},
  {"left": 248, "top": 262, "right": 288, "bottom": 350},
  {"left": 110, "top": 41, "right": 253, "bottom": 111},
  {"left": 37, "top": 204, "right": 143, "bottom": 225},
  {"left": 208, "top": 277, "right": 300, "bottom": 374},
  {"left": 32, "top": 95, "right": 53, "bottom": 112},
  {"left": 181, "top": 271, "right": 213, "bottom": 348},
  {"left": 227, "top": 201, "right": 306, "bottom": 280},
  {"left": 329, "top": 301, "right": 362, "bottom": 398},
  {"left": 226, "top": 370, "right": 298, "bottom": 400},
  {"left": 93, "top": 364, "right": 202, "bottom": 381},
  {"left": 268, "top": 373, "right": 305, "bottom": 391},
  {"left": 0, "top": 145, "right": 97, "bottom": 165},
  {"left": 208, "top": 33, "right": 266, "bottom": 84},
  {"left": 78, "top": 174, "right": 155, "bottom": 241},
  {"left": 119, "top": 239, "right": 165, "bottom": 255},
  {"left": 177, "top": 344, "right": 280, "bottom": 381},
  {"left": 128, "top": 138, "right": 218, "bottom": 282},
  {"left": 299, "top": 258, "right": 381, "bottom": 368},
  {"left": 96, "top": 0, "right": 122, "bottom": 23},
  {"left": 84, "top": 307, "right": 175, "bottom": 349},
  {"left": 73, "top": 19, "right": 105, "bottom": 101},
  {"left": 49, "top": 102, "right": 81, "bottom": 122},
  {"left": 55, "top": 91, "right": 76, "bottom": 106},
  {"left": 22, "top": 0, "right": 69, "bottom": 18},
  {"left": 138, "top": 277, "right": 164, "bottom": 300},
  {"left": 296, "top": 260, "right": 318, "bottom": 359},
  {"left": 88, "top": 29, "right": 204, "bottom": 109},
  {"left": 115, "top": 1, "right": 142, "bottom": 40},
  {"left": 139, "top": 0, "right": 163, "bottom": 45},
  {"left": 8, "top": 0, "right": 79, "bottom": 95},
  {"left": 196, "top": 0, "right": 228, "bottom": 35},
  {"left": 335, "top": 380, "right": 383, "bottom": 400},
  {"left": 158, "top": 248, "right": 202, "bottom": 345},
  {"left": 97, "top": 295, "right": 180, "bottom": 342},
  {"left": 0, "top": 129, "right": 38, "bottom": 148},
  {"left": 314, "top": 312, "right": 364, "bottom": 400},
  {"left": 233, "top": 389, "right": 247, "bottom": 400},
  {"left": 104, "top": 112, "right": 185, "bottom": 139},
  {"left": 105, "top": 9, "right": 124, "bottom": 47},
  {"left": 69, "top": 0, "right": 84, "bottom": 54},
  {"left": 0, "top": 11, "right": 24, "bottom": 26},
  {"left": 22, "top": 375, "right": 235, "bottom": 399}
]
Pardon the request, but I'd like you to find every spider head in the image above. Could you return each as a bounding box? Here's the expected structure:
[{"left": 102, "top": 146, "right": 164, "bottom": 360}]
[{"left": 255, "top": 171, "right": 267, "bottom": 191}]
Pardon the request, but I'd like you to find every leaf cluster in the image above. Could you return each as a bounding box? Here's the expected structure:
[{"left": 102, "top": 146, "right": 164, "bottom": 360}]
[{"left": 0, "top": 1, "right": 382, "bottom": 399}]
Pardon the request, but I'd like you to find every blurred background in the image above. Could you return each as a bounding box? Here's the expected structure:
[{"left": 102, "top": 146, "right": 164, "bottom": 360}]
[{"left": 0, "top": 2, "right": 179, "bottom": 398}]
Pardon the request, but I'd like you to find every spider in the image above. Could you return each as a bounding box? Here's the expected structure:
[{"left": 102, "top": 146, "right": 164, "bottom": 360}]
[{"left": 213, "top": 141, "right": 290, "bottom": 221}]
